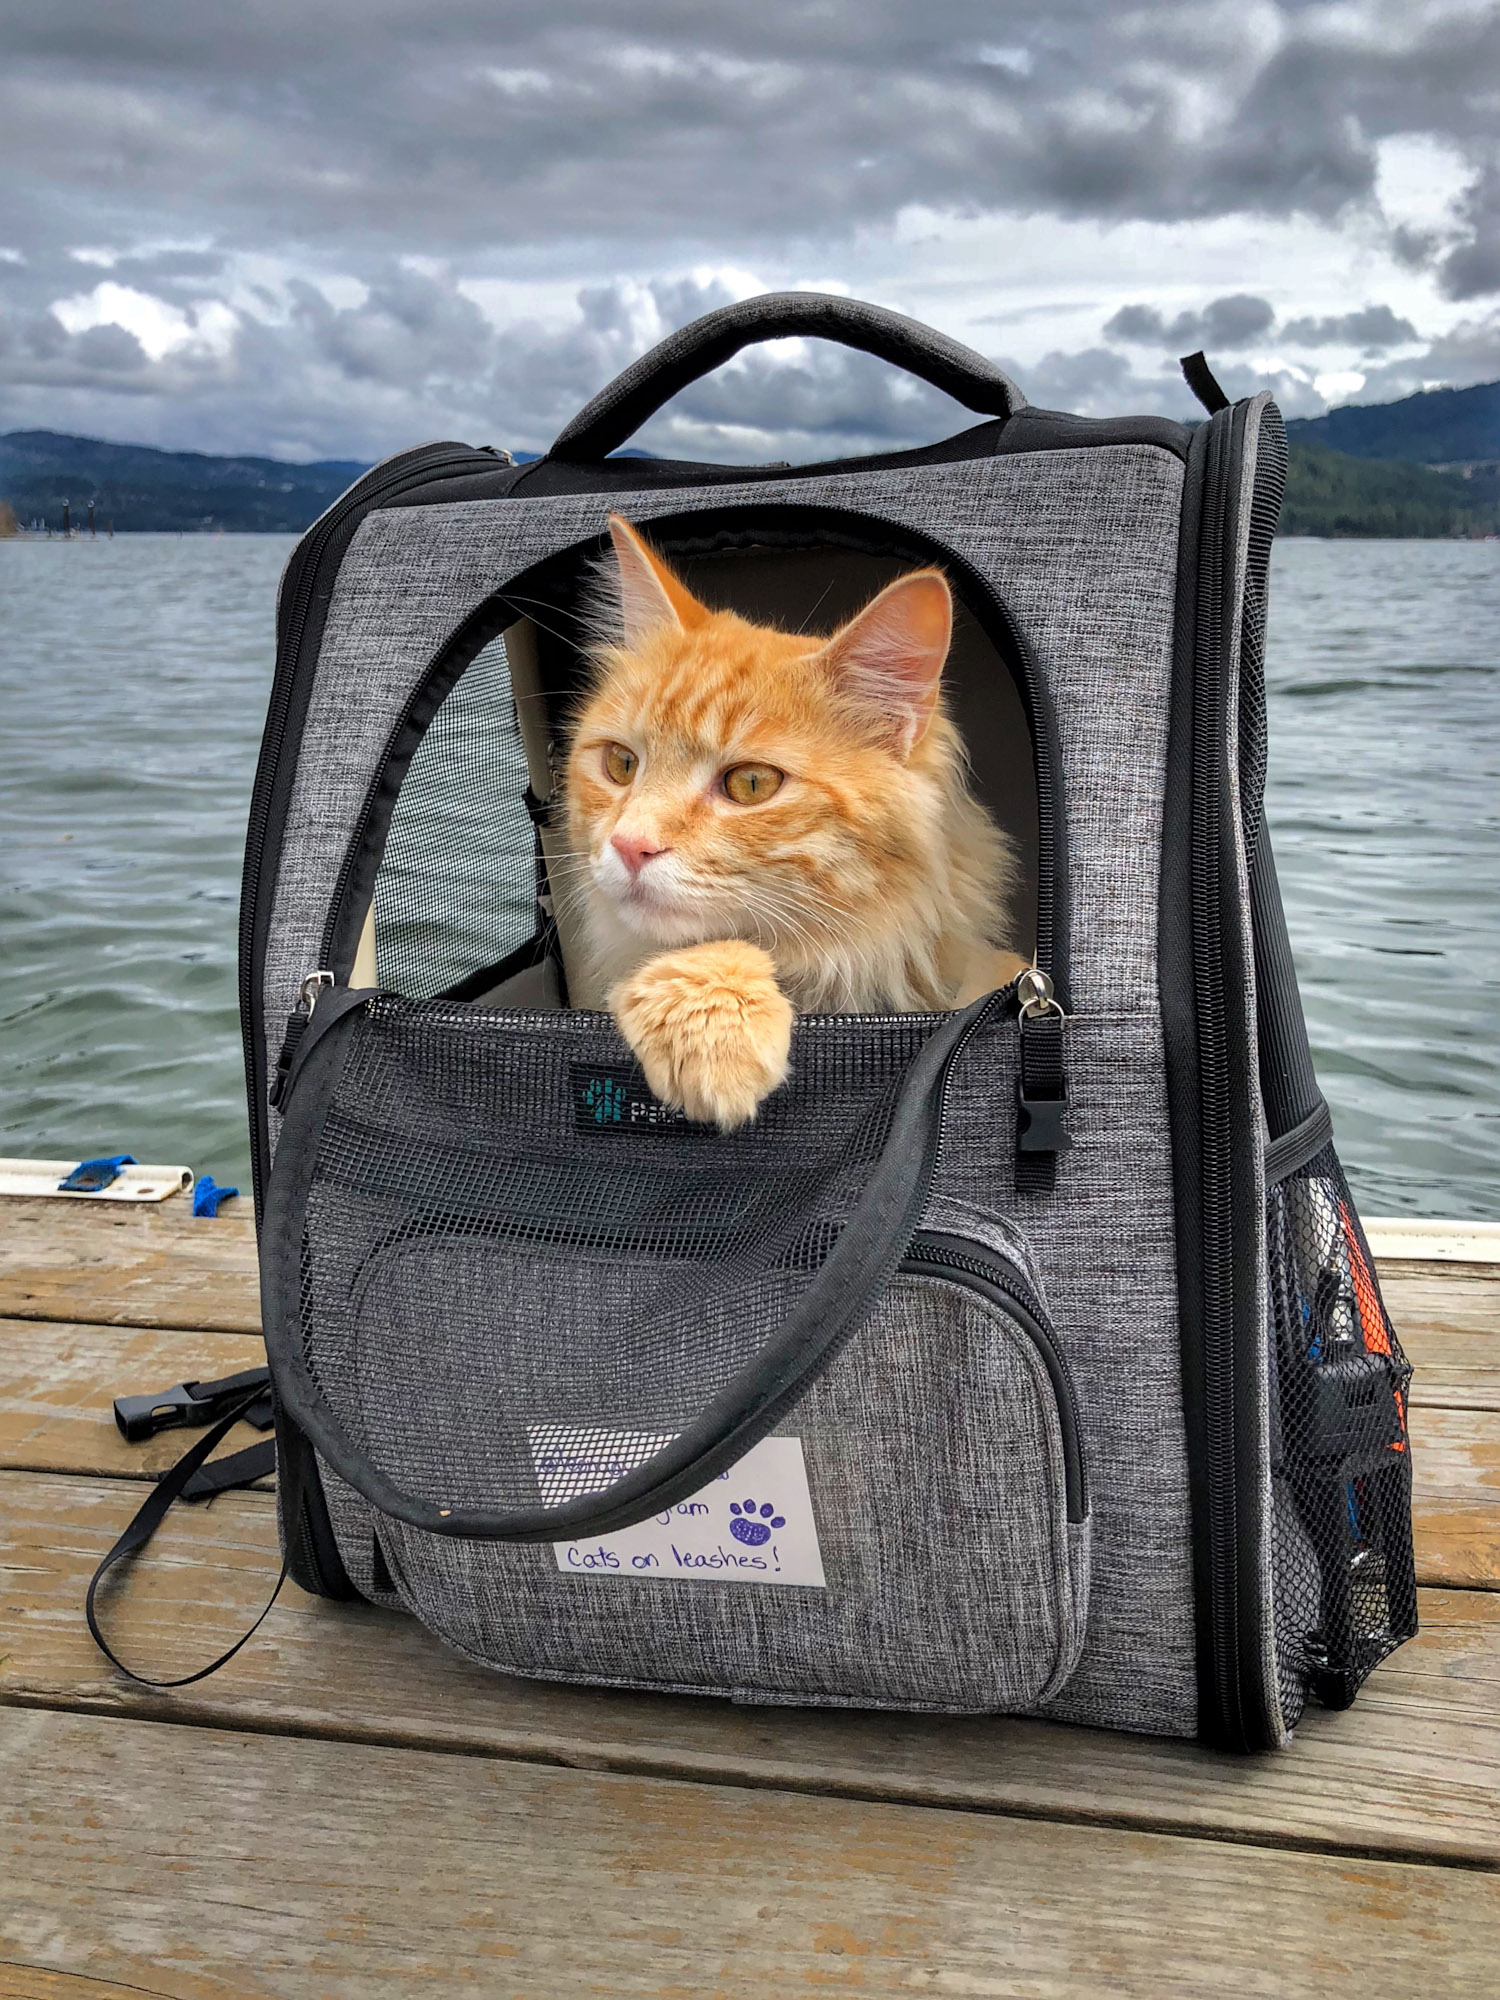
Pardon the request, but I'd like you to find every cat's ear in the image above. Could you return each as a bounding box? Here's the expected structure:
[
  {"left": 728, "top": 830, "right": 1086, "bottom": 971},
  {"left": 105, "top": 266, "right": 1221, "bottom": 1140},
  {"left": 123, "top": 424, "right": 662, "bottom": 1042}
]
[
  {"left": 607, "top": 515, "right": 707, "bottom": 644},
  {"left": 817, "top": 570, "right": 953, "bottom": 756}
]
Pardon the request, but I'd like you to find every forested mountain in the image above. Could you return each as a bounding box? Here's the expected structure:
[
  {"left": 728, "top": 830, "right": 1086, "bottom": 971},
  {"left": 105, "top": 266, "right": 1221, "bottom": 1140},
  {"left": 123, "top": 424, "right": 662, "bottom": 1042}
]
[
  {"left": 1285, "top": 380, "right": 1500, "bottom": 467},
  {"left": 5, "top": 382, "right": 1500, "bottom": 536},
  {"left": 1281, "top": 440, "right": 1499, "bottom": 537},
  {"left": 0, "top": 430, "right": 369, "bottom": 533}
]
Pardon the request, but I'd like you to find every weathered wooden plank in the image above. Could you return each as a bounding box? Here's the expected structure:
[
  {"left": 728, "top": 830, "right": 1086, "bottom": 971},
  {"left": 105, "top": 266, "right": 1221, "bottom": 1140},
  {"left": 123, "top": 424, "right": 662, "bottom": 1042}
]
[
  {"left": 1365, "top": 1217, "right": 1500, "bottom": 1264},
  {"left": 1384, "top": 1267, "right": 1500, "bottom": 1410},
  {"left": 4, "top": 1309, "right": 1494, "bottom": 1581},
  {"left": 4, "top": 1709, "right": 1498, "bottom": 2000},
  {"left": 1366, "top": 1587, "right": 1500, "bottom": 1722},
  {"left": 0, "top": 1967, "right": 242, "bottom": 2000},
  {"left": 1407, "top": 1403, "right": 1500, "bottom": 1590},
  {"left": 0, "top": 1321, "right": 269, "bottom": 1482},
  {"left": 3, "top": 1472, "right": 1497, "bottom": 1865},
  {"left": 0, "top": 1198, "right": 258, "bottom": 1334},
  {"left": 4, "top": 1190, "right": 1492, "bottom": 1350}
]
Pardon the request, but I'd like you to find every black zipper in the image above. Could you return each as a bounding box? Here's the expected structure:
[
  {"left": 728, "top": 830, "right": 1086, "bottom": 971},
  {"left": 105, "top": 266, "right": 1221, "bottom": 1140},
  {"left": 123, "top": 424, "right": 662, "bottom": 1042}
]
[
  {"left": 1196, "top": 411, "right": 1238, "bottom": 1743},
  {"left": 1189, "top": 402, "right": 1276, "bottom": 1749},
  {"left": 239, "top": 441, "right": 505, "bottom": 1213},
  {"left": 903, "top": 1231, "right": 1086, "bottom": 1522}
]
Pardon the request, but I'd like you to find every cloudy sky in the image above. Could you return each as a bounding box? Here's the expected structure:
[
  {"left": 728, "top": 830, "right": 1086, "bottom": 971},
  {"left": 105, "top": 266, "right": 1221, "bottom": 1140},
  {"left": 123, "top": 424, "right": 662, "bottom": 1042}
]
[{"left": 3, "top": 1, "right": 1499, "bottom": 463}]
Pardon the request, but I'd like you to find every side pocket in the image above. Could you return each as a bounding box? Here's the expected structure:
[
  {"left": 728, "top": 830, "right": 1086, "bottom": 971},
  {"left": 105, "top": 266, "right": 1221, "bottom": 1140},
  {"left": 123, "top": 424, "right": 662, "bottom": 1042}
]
[{"left": 1266, "top": 1143, "right": 1417, "bottom": 1717}]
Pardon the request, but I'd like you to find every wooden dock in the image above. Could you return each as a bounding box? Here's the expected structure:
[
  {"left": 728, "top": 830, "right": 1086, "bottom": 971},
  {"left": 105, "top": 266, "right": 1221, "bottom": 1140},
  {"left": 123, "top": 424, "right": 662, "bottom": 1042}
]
[{"left": 2, "top": 1193, "right": 1497, "bottom": 1996}]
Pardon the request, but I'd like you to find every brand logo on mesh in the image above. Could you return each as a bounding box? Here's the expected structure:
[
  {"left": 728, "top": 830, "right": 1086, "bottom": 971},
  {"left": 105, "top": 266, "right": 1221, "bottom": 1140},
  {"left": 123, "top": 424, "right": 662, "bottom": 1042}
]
[
  {"left": 571, "top": 1063, "right": 692, "bottom": 1132},
  {"left": 581, "top": 1075, "right": 628, "bottom": 1124}
]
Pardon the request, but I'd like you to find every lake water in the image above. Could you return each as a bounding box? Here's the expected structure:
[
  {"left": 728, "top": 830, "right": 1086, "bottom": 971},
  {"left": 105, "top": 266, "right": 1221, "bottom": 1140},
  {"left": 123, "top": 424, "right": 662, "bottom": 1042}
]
[{"left": 1, "top": 533, "right": 1496, "bottom": 1219}]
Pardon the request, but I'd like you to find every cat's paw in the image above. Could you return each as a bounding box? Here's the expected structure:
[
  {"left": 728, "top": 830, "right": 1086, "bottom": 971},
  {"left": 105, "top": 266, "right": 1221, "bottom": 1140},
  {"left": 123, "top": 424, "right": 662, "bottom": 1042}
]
[{"left": 610, "top": 940, "right": 794, "bottom": 1130}]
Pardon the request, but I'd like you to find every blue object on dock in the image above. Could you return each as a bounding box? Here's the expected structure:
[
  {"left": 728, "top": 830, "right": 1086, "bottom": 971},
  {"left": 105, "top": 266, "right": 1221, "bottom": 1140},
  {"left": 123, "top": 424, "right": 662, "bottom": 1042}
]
[
  {"left": 58, "top": 1154, "right": 136, "bottom": 1193},
  {"left": 192, "top": 1175, "right": 239, "bottom": 1218}
]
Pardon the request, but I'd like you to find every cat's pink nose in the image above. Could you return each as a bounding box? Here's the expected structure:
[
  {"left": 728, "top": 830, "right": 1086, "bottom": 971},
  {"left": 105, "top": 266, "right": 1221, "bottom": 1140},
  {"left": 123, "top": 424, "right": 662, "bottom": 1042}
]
[{"left": 610, "top": 831, "right": 667, "bottom": 876}]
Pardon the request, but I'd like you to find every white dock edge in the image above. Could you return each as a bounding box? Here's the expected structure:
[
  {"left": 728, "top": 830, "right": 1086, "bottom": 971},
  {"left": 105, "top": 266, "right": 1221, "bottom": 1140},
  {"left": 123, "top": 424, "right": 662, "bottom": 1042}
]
[
  {"left": 0, "top": 1158, "right": 193, "bottom": 1203},
  {"left": 1363, "top": 1216, "right": 1500, "bottom": 1264}
]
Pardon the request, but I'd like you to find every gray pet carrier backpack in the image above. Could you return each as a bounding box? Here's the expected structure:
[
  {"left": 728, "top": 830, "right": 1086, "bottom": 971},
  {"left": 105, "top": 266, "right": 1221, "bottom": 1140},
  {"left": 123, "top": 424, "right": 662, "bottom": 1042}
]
[{"left": 217, "top": 294, "right": 1416, "bottom": 1751}]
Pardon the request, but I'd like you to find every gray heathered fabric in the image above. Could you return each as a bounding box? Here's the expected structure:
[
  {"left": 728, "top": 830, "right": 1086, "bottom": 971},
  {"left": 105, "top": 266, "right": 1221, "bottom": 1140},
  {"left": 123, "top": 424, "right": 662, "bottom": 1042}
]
[
  {"left": 370, "top": 1257, "right": 1086, "bottom": 1714},
  {"left": 265, "top": 440, "right": 1199, "bottom": 1734},
  {"left": 932, "top": 1012, "right": 1194, "bottom": 1734}
]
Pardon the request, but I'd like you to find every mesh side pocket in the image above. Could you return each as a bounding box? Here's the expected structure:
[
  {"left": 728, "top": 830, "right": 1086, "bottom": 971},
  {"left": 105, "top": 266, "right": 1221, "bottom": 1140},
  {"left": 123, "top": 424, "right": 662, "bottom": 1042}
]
[{"left": 1267, "top": 1142, "right": 1416, "bottom": 1718}]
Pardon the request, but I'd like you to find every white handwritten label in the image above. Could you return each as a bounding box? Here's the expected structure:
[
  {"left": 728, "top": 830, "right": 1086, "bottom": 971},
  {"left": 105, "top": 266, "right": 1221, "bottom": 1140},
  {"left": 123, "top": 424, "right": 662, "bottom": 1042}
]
[{"left": 530, "top": 1430, "right": 826, "bottom": 1588}]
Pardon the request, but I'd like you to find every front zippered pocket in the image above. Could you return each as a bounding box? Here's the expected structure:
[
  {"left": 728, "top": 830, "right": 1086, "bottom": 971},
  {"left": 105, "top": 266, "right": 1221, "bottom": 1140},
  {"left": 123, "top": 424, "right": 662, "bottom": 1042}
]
[
  {"left": 266, "top": 997, "right": 1090, "bottom": 1711},
  {"left": 357, "top": 1211, "right": 1090, "bottom": 1712}
]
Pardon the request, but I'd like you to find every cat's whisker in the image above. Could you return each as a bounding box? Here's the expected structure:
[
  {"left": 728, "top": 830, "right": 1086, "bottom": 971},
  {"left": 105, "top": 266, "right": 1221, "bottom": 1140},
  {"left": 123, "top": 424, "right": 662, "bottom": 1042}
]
[
  {"left": 499, "top": 593, "right": 590, "bottom": 652},
  {"left": 794, "top": 580, "right": 836, "bottom": 637}
]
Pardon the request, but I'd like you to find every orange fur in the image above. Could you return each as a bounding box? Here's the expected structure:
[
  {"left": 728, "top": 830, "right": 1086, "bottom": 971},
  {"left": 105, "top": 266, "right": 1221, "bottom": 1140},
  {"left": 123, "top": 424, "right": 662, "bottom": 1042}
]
[
  {"left": 562, "top": 515, "right": 1021, "bottom": 1127},
  {"left": 610, "top": 939, "right": 793, "bottom": 1129}
]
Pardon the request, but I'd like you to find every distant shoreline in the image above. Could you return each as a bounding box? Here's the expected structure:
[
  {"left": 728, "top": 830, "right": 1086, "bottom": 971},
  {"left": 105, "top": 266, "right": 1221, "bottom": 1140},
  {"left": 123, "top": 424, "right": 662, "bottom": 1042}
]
[{"left": 5, "top": 413, "right": 1500, "bottom": 538}]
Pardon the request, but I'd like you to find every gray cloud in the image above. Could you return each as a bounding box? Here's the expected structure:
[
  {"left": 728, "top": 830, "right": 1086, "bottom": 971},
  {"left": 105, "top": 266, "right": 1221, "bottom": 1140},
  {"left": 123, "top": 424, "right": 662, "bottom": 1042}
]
[
  {"left": 1105, "top": 296, "right": 1276, "bottom": 350},
  {"left": 2, "top": 4, "right": 1499, "bottom": 455},
  {"left": 0, "top": 254, "right": 1357, "bottom": 463},
  {"left": 1108, "top": 295, "right": 1421, "bottom": 355},
  {"left": 1357, "top": 309, "right": 1500, "bottom": 405},
  {"left": 2, "top": 5, "right": 1499, "bottom": 261},
  {"left": 0, "top": 267, "right": 997, "bottom": 461},
  {"left": 1440, "top": 161, "right": 1500, "bottom": 299},
  {"left": 1278, "top": 305, "right": 1419, "bottom": 350},
  {"left": 0, "top": 250, "right": 1489, "bottom": 460}
]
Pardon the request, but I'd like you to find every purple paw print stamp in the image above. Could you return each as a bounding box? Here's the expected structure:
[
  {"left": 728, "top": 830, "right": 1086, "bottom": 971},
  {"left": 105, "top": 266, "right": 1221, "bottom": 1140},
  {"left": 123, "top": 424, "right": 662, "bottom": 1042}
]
[{"left": 728, "top": 1497, "right": 786, "bottom": 1546}]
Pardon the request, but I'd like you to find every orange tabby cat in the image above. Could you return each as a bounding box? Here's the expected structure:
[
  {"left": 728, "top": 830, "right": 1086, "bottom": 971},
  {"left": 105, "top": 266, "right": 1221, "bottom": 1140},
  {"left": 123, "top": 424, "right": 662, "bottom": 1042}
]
[{"left": 562, "top": 516, "right": 1026, "bottom": 1129}]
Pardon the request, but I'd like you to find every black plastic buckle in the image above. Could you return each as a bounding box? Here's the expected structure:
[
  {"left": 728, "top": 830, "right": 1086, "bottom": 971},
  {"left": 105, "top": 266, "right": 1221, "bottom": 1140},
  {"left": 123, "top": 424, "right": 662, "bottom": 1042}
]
[
  {"left": 114, "top": 1366, "right": 272, "bottom": 1444},
  {"left": 1016, "top": 1081, "right": 1071, "bottom": 1154},
  {"left": 1014, "top": 991, "right": 1070, "bottom": 1195}
]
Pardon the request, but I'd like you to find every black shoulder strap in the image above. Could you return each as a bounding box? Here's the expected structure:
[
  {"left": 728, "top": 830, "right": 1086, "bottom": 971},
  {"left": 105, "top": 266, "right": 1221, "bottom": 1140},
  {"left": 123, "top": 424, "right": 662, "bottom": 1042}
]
[{"left": 86, "top": 1386, "right": 287, "bottom": 1688}]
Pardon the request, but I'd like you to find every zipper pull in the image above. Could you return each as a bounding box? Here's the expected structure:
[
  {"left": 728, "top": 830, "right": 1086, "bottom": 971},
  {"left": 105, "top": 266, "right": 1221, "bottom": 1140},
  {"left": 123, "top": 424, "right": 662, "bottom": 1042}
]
[
  {"left": 268, "top": 971, "right": 334, "bottom": 1109},
  {"left": 1015, "top": 967, "right": 1069, "bottom": 1193}
]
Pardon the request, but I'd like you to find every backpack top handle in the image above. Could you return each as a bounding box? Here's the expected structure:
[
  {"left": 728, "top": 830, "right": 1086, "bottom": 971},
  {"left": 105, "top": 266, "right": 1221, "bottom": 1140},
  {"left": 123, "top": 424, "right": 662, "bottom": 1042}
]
[{"left": 550, "top": 291, "right": 1028, "bottom": 461}]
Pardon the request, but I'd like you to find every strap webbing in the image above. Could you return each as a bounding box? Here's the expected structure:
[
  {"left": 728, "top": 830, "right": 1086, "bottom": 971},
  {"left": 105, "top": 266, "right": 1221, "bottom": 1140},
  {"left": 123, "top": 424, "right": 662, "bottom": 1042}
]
[
  {"left": 1015, "top": 1012, "right": 1068, "bottom": 1195},
  {"left": 86, "top": 1386, "right": 288, "bottom": 1688},
  {"left": 178, "top": 1436, "right": 277, "bottom": 1500},
  {"left": 1180, "top": 350, "right": 1231, "bottom": 415}
]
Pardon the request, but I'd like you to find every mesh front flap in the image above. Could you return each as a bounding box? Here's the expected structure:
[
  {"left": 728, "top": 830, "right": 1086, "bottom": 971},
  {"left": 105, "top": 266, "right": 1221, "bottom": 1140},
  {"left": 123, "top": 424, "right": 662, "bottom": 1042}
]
[{"left": 295, "top": 998, "right": 949, "bottom": 1522}]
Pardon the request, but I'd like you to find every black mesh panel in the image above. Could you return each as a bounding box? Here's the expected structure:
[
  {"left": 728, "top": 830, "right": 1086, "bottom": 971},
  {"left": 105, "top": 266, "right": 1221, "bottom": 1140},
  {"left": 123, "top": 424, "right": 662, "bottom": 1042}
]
[
  {"left": 1267, "top": 1142, "right": 1417, "bottom": 1720},
  {"left": 372, "top": 634, "right": 536, "bottom": 999}
]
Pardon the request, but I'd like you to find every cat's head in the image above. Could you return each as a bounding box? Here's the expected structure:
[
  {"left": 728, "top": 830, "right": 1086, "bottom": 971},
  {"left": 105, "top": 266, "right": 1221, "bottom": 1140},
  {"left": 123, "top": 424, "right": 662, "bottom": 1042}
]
[{"left": 563, "top": 515, "right": 992, "bottom": 996}]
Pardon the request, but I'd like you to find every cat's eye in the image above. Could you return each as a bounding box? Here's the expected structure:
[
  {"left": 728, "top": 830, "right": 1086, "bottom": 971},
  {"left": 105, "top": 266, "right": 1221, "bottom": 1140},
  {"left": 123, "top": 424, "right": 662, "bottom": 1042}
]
[
  {"left": 721, "top": 763, "right": 784, "bottom": 806},
  {"left": 603, "top": 743, "right": 637, "bottom": 785}
]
